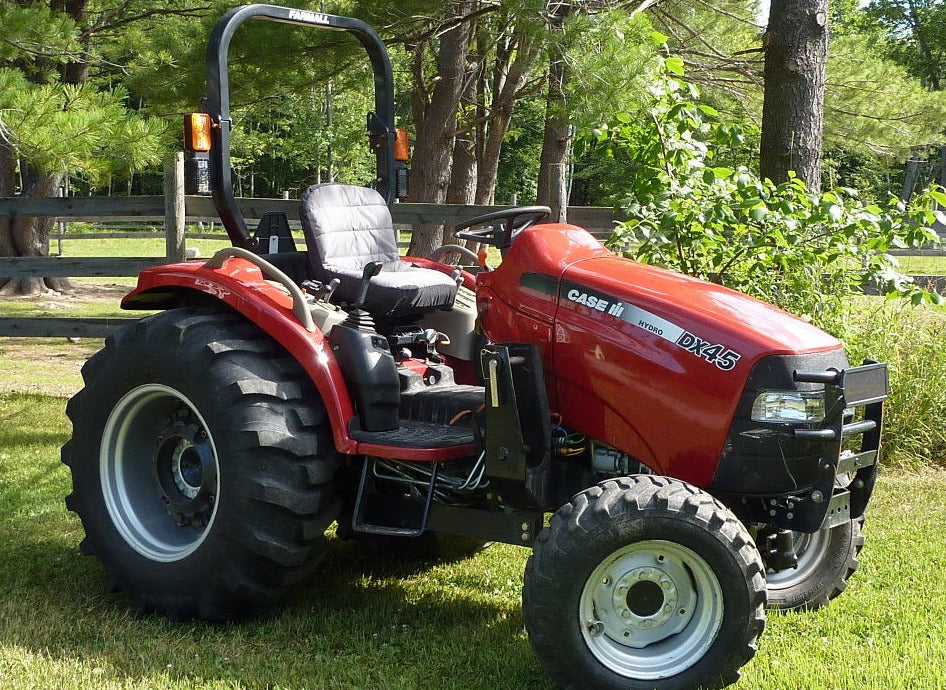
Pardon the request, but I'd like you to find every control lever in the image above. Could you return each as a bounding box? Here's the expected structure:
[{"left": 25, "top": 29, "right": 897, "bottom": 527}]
[
  {"left": 354, "top": 261, "right": 383, "bottom": 308},
  {"left": 302, "top": 278, "right": 340, "bottom": 303}
]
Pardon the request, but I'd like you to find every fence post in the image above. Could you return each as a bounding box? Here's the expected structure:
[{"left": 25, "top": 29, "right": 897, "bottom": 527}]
[
  {"left": 57, "top": 186, "right": 66, "bottom": 256},
  {"left": 164, "top": 152, "right": 186, "bottom": 262}
]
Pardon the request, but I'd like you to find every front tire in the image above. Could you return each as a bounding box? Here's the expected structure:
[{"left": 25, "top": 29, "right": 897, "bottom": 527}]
[
  {"left": 523, "top": 476, "right": 766, "bottom": 690},
  {"left": 765, "top": 518, "right": 863, "bottom": 611},
  {"left": 62, "top": 307, "right": 341, "bottom": 621}
]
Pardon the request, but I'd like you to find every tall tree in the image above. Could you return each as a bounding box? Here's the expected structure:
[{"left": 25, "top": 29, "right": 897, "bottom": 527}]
[
  {"left": 471, "top": 16, "right": 543, "bottom": 206},
  {"left": 535, "top": 1, "right": 572, "bottom": 223},
  {"left": 866, "top": 0, "right": 946, "bottom": 90},
  {"left": 759, "top": 0, "right": 829, "bottom": 190},
  {"left": 0, "top": 1, "right": 193, "bottom": 295},
  {"left": 534, "top": 0, "right": 670, "bottom": 220},
  {"left": 404, "top": 1, "right": 477, "bottom": 257}
]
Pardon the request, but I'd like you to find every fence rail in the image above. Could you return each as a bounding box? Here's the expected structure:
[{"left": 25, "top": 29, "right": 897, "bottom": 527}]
[
  {"left": 0, "top": 157, "right": 624, "bottom": 337},
  {"left": 1, "top": 156, "right": 944, "bottom": 338}
]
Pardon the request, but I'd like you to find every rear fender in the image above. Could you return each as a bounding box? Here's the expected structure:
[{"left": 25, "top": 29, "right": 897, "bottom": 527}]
[
  {"left": 123, "top": 257, "right": 360, "bottom": 454},
  {"left": 404, "top": 255, "right": 477, "bottom": 291}
]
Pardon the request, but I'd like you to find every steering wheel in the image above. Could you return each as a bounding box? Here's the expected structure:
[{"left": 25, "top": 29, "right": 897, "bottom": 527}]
[{"left": 453, "top": 206, "right": 551, "bottom": 249}]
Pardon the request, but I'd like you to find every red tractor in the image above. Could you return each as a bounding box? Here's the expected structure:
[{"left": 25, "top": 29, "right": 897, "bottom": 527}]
[{"left": 62, "top": 6, "right": 888, "bottom": 689}]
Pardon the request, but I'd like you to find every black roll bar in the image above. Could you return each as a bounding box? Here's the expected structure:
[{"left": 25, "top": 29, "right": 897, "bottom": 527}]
[{"left": 203, "top": 4, "right": 397, "bottom": 248}]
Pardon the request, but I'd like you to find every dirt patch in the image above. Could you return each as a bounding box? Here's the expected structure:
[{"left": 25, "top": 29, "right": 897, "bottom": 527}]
[
  {"left": 0, "top": 337, "right": 103, "bottom": 397},
  {"left": 0, "top": 281, "right": 129, "bottom": 305},
  {"left": 0, "top": 282, "right": 144, "bottom": 396}
]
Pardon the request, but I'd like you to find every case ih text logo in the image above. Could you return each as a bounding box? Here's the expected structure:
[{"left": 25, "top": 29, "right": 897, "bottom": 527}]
[
  {"left": 566, "top": 289, "right": 626, "bottom": 317},
  {"left": 288, "top": 9, "right": 330, "bottom": 24},
  {"left": 565, "top": 286, "right": 741, "bottom": 372}
]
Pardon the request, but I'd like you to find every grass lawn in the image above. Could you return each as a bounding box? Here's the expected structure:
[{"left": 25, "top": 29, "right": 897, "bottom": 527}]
[
  {"left": 1, "top": 236, "right": 945, "bottom": 688},
  {"left": 0, "top": 343, "right": 945, "bottom": 688},
  {"left": 896, "top": 254, "right": 946, "bottom": 275}
]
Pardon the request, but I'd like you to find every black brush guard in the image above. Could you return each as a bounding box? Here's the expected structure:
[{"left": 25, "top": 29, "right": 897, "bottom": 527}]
[{"left": 777, "top": 361, "right": 888, "bottom": 532}]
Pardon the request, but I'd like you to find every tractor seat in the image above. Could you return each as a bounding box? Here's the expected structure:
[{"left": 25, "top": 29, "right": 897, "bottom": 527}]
[{"left": 300, "top": 183, "right": 457, "bottom": 317}]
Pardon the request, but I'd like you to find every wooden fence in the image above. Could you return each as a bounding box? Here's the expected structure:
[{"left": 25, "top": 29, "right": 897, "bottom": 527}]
[
  {"left": 0, "top": 156, "right": 619, "bottom": 337},
  {"left": 2, "top": 155, "right": 945, "bottom": 338}
]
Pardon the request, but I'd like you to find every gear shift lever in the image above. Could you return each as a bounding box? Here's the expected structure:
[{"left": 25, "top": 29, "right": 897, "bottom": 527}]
[{"left": 354, "top": 261, "right": 383, "bottom": 309}]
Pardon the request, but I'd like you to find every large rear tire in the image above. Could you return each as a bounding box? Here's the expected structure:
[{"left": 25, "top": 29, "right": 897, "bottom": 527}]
[
  {"left": 765, "top": 518, "right": 863, "bottom": 611},
  {"left": 523, "top": 476, "right": 766, "bottom": 690},
  {"left": 61, "top": 307, "right": 341, "bottom": 621}
]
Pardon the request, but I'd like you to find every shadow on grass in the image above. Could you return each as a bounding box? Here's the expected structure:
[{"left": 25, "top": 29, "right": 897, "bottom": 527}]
[
  {"left": 0, "top": 429, "right": 70, "bottom": 447},
  {"left": 0, "top": 530, "right": 552, "bottom": 690}
]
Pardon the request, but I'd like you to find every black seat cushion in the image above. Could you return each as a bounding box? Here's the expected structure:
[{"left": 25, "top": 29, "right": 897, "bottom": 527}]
[{"left": 300, "top": 183, "right": 457, "bottom": 316}]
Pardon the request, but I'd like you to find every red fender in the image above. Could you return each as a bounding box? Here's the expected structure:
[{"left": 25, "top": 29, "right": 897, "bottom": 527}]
[
  {"left": 122, "top": 256, "right": 475, "bottom": 461},
  {"left": 403, "top": 255, "right": 478, "bottom": 291}
]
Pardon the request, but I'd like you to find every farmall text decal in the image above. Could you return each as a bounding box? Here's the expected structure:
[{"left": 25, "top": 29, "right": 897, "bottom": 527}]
[{"left": 564, "top": 286, "right": 742, "bottom": 371}]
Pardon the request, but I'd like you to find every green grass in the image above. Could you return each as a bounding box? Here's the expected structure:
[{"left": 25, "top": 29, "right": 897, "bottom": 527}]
[
  {"left": 846, "top": 300, "right": 946, "bottom": 469},
  {"left": 3, "top": 244, "right": 946, "bottom": 687},
  {"left": 896, "top": 254, "right": 946, "bottom": 275},
  {"left": 2, "top": 386, "right": 946, "bottom": 688},
  {"left": 0, "top": 339, "right": 102, "bottom": 396}
]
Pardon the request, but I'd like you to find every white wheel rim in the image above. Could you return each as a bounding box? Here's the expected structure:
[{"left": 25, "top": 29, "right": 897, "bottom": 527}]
[
  {"left": 100, "top": 384, "right": 220, "bottom": 562},
  {"left": 579, "top": 540, "right": 724, "bottom": 680},
  {"left": 765, "top": 529, "right": 831, "bottom": 591}
]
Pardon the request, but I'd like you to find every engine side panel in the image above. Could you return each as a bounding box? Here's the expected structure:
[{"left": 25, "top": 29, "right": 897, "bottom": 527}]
[{"left": 478, "top": 225, "right": 844, "bottom": 487}]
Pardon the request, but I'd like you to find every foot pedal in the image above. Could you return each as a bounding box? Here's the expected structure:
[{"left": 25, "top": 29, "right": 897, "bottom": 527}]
[{"left": 351, "top": 457, "right": 439, "bottom": 537}]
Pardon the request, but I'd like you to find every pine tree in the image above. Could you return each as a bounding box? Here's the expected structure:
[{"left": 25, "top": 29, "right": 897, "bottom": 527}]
[{"left": 0, "top": 1, "right": 187, "bottom": 295}]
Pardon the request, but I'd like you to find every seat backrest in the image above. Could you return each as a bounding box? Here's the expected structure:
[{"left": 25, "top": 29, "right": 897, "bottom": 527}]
[{"left": 300, "top": 183, "right": 398, "bottom": 274}]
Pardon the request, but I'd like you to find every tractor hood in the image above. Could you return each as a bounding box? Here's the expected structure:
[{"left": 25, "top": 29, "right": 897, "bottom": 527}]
[
  {"left": 560, "top": 254, "right": 841, "bottom": 360},
  {"left": 476, "top": 224, "right": 844, "bottom": 487}
]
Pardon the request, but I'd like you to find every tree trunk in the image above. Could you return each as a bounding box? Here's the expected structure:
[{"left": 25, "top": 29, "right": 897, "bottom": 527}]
[
  {"left": 759, "top": 0, "right": 829, "bottom": 192},
  {"left": 445, "top": 62, "right": 478, "bottom": 246},
  {"left": 476, "top": 32, "right": 538, "bottom": 206},
  {"left": 906, "top": 0, "right": 940, "bottom": 90},
  {"left": 0, "top": 144, "right": 17, "bottom": 263},
  {"left": 536, "top": 37, "right": 572, "bottom": 223},
  {"left": 407, "top": 2, "right": 476, "bottom": 257},
  {"left": 0, "top": 156, "right": 70, "bottom": 295}
]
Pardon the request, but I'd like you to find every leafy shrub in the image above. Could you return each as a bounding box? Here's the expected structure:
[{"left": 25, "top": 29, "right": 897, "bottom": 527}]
[
  {"left": 587, "top": 59, "right": 946, "bottom": 467},
  {"left": 591, "top": 59, "right": 945, "bottom": 340}
]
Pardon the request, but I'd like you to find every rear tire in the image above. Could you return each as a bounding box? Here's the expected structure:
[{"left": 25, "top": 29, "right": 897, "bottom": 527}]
[
  {"left": 62, "top": 307, "right": 341, "bottom": 621},
  {"left": 765, "top": 518, "right": 863, "bottom": 611},
  {"left": 523, "top": 476, "right": 766, "bottom": 690}
]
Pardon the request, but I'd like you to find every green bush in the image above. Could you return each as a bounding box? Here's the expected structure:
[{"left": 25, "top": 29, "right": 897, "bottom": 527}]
[{"left": 591, "top": 59, "right": 945, "bottom": 341}]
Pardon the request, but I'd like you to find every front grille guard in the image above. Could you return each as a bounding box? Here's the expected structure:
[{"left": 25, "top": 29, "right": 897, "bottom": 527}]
[{"left": 786, "top": 361, "right": 889, "bottom": 532}]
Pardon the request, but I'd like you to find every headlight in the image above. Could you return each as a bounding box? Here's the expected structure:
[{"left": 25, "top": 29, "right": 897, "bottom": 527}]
[{"left": 751, "top": 390, "right": 825, "bottom": 423}]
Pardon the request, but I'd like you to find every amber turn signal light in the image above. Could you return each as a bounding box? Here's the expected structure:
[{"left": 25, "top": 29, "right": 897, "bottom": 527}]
[
  {"left": 184, "top": 113, "right": 213, "bottom": 152},
  {"left": 395, "top": 128, "right": 411, "bottom": 162}
]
